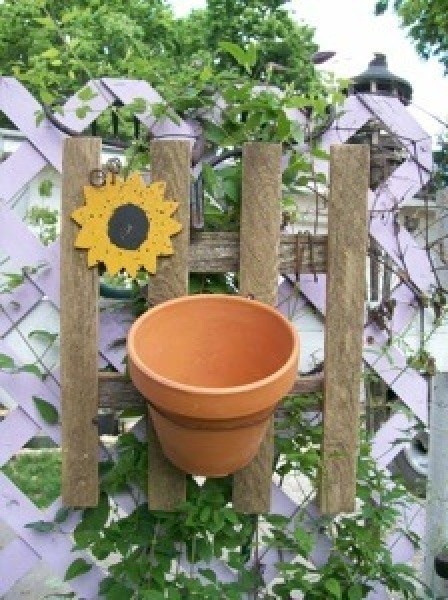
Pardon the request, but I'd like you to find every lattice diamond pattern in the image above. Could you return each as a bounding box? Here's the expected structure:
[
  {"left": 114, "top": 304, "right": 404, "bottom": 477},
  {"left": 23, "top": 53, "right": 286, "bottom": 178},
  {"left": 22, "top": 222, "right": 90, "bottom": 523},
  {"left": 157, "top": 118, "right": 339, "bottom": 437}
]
[{"left": 0, "top": 80, "right": 432, "bottom": 599}]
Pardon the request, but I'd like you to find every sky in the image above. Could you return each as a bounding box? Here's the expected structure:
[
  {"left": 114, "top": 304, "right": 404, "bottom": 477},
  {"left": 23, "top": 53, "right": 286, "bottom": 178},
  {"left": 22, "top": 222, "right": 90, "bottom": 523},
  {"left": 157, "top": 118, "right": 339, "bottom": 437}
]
[{"left": 171, "top": 0, "right": 448, "bottom": 146}]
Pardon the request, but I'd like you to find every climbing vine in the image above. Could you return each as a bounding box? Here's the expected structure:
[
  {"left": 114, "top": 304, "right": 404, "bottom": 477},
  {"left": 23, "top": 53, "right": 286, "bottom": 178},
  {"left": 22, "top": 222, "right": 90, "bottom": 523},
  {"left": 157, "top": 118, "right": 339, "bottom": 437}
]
[{"left": 0, "top": 21, "right": 441, "bottom": 597}]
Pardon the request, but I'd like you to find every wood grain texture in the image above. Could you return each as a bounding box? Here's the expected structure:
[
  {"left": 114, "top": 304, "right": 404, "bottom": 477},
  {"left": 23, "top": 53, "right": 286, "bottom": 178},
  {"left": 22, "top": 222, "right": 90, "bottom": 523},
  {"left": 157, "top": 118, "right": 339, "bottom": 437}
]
[
  {"left": 189, "top": 231, "right": 327, "bottom": 274},
  {"left": 319, "top": 144, "right": 369, "bottom": 515},
  {"left": 61, "top": 137, "right": 101, "bottom": 507},
  {"left": 146, "top": 139, "right": 191, "bottom": 510},
  {"left": 233, "top": 142, "right": 282, "bottom": 513},
  {"left": 98, "top": 372, "right": 324, "bottom": 411}
]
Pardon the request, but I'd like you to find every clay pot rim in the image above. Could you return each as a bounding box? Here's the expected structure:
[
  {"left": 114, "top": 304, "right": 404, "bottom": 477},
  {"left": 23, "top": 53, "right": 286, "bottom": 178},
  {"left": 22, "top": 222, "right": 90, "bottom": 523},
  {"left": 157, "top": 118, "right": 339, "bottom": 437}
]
[{"left": 128, "top": 293, "right": 299, "bottom": 398}]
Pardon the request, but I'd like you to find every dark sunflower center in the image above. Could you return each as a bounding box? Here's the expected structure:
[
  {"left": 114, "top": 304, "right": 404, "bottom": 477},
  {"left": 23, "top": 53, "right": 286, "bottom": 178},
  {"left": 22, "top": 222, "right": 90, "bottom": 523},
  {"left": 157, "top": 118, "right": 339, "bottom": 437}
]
[{"left": 107, "top": 203, "right": 149, "bottom": 250}]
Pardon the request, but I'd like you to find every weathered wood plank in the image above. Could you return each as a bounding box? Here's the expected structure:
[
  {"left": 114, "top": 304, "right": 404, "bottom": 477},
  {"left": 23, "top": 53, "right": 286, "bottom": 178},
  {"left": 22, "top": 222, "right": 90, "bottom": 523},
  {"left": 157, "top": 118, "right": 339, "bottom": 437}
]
[
  {"left": 319, "top": 144, "right": 369, "bottom": 515},
  {"left": 233, "top": 142, "right": 283, "bottom": 513},
  {"left": 189, "top": 231, "right": 327, "bottom": 274},
  {"left": 98, "top": 372, "right": 324, "bottom": 411},
  {"left": 61, "top": 137, "right": 101, "bottom": 507},
  {"left": 146, "top": 139, "right": 191, "bottom": 510}
]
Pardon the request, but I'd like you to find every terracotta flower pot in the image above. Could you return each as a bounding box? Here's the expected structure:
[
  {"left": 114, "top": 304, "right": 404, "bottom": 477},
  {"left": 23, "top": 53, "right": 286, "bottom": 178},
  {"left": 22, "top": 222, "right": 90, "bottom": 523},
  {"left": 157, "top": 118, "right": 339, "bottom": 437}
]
[{"left": 127, "top": 294, "right": 299, "bottom": 477}]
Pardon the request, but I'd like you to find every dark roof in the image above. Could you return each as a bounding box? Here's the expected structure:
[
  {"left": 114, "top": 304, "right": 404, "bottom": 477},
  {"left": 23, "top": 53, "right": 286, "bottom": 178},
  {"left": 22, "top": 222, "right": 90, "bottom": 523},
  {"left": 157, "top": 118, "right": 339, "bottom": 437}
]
[{"left": 353, "top": 53, "right": 413, "bottom": 101}]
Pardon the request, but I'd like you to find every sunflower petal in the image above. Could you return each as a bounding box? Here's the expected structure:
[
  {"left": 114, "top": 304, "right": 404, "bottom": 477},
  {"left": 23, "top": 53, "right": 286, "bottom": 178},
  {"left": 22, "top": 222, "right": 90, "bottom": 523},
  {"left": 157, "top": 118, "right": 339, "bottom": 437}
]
[
  {"left": 162, "top": 201, "right": 179, "bottom": 217},
  {"left": 74, "top": 226, "right": 95, "bottom": 248},
  {"left": 71, "top": 206, "right": 89, "bottom": 225},
  {"left": 149, "top": 180, "right": 166, "bottom": 199}
]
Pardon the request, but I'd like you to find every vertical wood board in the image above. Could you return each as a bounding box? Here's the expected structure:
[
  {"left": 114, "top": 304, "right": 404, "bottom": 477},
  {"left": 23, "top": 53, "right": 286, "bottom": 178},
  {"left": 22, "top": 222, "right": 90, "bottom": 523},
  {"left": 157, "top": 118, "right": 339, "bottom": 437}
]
[
  {"left": 146, "top": 139, "right": 191, "bottom": 510},
  {"left": 319, "top": 144, "right": 369, "bottom": 514},
  {"left": 233, "top": 142, "right": 282, "bottom": 513},
  {"left": 61, "top": 137, "right": 101, "bottom": 507}
]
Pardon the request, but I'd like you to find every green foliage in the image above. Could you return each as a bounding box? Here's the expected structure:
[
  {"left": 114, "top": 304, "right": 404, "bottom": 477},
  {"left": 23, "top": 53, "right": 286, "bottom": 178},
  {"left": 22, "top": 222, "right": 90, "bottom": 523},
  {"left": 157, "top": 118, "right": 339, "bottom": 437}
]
[
  {"left": 2, "top": 450, "right": 61, "bottom": 508},
  {"left": 0, "top": 352, "right": 44, "bottom": 379},
  {"left": 204, "top": 0, "right": 319, "bottom": 90},
  {"left": 34, "top": 400, "right": 421, "bottom": 599},
  {"left": 0, "top": 4, "right": 426, "bottom": 596},
  {"left": 32, "top": 395, "right": 59, "bottom": 425},
  {"left": 0, "top": 0, "right": 320, "bottom": 108},
  {"left": 0, "top": 261, "right": 48, "bottom": 293},
  {"left": 25, "top": 205, "right": 59, "bottom": 246},
  {"left": 64, "top": 558, "right": 92, "bottom": 581},
  {"left": 375, "top": 0, "right": 448, "bottom": 73}
]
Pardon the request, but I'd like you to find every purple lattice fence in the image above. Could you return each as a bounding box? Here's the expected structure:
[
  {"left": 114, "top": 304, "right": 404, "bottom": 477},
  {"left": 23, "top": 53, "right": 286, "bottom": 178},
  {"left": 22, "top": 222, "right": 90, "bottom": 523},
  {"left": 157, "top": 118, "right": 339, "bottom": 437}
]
[{"left": 0, "top": 79, "right": 430, "bottom": 599}]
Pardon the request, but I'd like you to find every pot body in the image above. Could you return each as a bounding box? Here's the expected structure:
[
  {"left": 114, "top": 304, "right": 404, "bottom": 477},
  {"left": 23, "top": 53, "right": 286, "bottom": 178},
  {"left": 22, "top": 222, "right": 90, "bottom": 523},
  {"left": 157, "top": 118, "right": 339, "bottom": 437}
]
[{"left": 128, "top": 294, "right": 299, "bottom": 476}]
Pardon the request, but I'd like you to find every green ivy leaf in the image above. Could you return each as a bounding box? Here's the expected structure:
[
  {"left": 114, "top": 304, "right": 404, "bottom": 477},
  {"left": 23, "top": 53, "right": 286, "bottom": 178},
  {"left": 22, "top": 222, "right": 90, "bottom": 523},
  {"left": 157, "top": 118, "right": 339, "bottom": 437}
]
[
  {"left": 203, "top": 121, "right": 227, "bottom": 145},
  {"left": 374, "top": 0, "right": 389, "bottom": 15},
  {"left": 348, "top": 583, "right": 364, "bottom": 600},
  {"left": 34, "top": 109, "right": 45, "bottom": 127},
  {"left": 25, "top": 520, "right": 55, "bottom": 533},
  {"left": 276, "top": 110, "right": 291, "bottom": 140},
  {"left": 41, "top": 47, "right": 60, "bottom": 60},
  {"left": 33, "top": 396, "right": 59, "bottom": 425},
  {"left": 38, "top": 180, "right": 54, "bottom": 198},
  {"left": 219, "top": 41, "right": 248, "bottom": 68},
  {"left": 19, "top": 364, "right": 44, "bottom": 379},
  {"left": 142, "top": 591, "right": 165, "bottom": 600},
  {"left": 33, "top": 16, "right": 57, "bottom": 29},
  {"left": 198, "top": 568, "right": 217, "bottom": 583},
  {"left": 28, "top": 329, "right": 58, "bottom": 344},
  {"left": 64, "top": 557, "right": 92, "bottom": 581},
  {"left": 54, "top": 507, "right": 71, "bottom": 524},
  {"left": 77, "top": 86, "right": 98, "bottom": 102},
  {"left": 245, "top": 43, "right": 257, "bottom": 69},
  {"left": 99, "top": 578, "right": 131, "bottom": 600},
  {"left": 40, "top": 89, "right": 56, "bottom": 105},
  {"left": 0, "top": 353, "right": 15, "bottom": 370},
  {"left": 324, "top": 578, "right": 342, "bottom": 599},
  {"left": 128, "top": 97, "right": 147, "bottom": 114},
  {"left": 75, "top": 492, "right": 110, "bottom": 543},
  {"left": 75, "top": 106, "right": 91, "bottom": 119}
]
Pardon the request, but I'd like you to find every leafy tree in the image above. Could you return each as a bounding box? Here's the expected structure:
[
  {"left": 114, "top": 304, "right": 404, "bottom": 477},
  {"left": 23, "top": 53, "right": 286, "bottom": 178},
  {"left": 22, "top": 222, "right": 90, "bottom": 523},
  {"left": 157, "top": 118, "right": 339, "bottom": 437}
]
[
  {"left": 375, "top": 0, "right": 448, "bottom": 73},
  {"left": 0, "top": 0, "right": 177, "bottom": 103},
  {"left": 0, "top": 0, "right": 320, "bottom": 107},
  {"left": 201, "top": 0, "right": 319, "bottom": 90}
]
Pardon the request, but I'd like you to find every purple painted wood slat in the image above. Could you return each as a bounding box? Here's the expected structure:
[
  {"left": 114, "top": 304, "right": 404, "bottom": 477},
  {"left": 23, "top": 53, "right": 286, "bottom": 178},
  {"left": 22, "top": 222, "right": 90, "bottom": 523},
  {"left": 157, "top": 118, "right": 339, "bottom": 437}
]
[
  {"left": 0, "top": 141, "right": 46, "bottom": 203},
  {"left": 101, "top": 78, "right": 195, "bottom": 139},
  {"left": 0, "top": 538, "right": 39, "bottom": 596},
  {"left": 0, "top": 347, "right": 62, "bottom": 445},
  {"left": 310, "top": 95, "right": 372, "bottom": 178},
  {"left": 297, "top": 275, "right": 428, "bottom": 424},
  {"left": 0, "top": 408, "right": 39, "bottom": 467},
  {"left": 372, "top": 411, "right": 415, "bottom": 468},
  {"left": 0, "top": 283, "right": 41, "bottom": 338},
  {"left": 0, "top": 78, "right": 63, "bottom": 172},
  {"left": 0, "top": 474, "right": 105, "bottom": 598},
  {"left": 369, "top": 212, "right": 435, "bottom": 293},
  {"left": 390, "top": 284, "right": 419, "bottom": 335},
  {"left": 59, "top": 80, "right": 115, "bottom": 132},
  {"left": 358, "top": 94, "right": 432, "bottom": 172},
  {"left": 370, "top": 160, "right": 431, "bottom": 212},
  {"left": 0, "top": 204, "right": 60, "bottom": 307}
]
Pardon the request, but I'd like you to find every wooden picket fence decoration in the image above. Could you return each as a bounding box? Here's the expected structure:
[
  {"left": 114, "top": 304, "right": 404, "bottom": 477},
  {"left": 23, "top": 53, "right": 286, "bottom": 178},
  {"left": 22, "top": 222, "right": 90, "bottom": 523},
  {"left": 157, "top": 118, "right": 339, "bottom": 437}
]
[
  {"left": 61, "top": 136, "right": 368, "bottom": 514},
  {"left": 0, "top": 77, "right": 430, "bottom": 599}
]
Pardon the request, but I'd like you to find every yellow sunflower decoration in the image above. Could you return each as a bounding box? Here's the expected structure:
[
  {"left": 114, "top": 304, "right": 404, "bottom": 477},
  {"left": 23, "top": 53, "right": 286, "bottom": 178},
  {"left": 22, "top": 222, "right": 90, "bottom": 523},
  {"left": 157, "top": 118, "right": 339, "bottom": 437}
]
[{"left": 71, "top": 172, "right": 182, "bottom": 278}]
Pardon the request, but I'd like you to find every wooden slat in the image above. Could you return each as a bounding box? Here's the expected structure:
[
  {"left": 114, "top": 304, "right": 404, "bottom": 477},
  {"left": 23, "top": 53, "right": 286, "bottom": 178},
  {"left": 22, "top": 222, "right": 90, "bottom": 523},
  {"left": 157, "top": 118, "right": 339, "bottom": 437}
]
[
  {"left": 146, "top": 139, "right": 191, "bottom": 510},
  {"left": 61, "top": 137, "right": 101, "bottom": 507},
  {"left": 233, "top": 142, "right": 282, "bottom": 513},
  {"left": 319, "top": 144, "right": 369, "bottom": 515},
  {"left": 189, "top": 231, "right": 327, "bottom": 274},
  {"left": 98, "top": 372, "right": 324, "bottom": 411}
]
